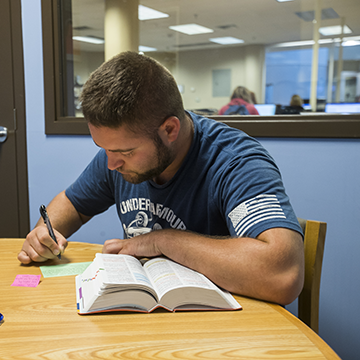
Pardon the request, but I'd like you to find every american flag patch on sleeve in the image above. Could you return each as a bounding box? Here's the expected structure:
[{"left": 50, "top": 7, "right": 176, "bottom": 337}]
[{"left": 228, "top": 194, "right": 286, "bottom": 237}]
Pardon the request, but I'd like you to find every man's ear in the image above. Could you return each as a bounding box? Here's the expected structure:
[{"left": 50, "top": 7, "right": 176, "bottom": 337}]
[{"left": 158, "top": 116, "right": 181, "bottom": 144}]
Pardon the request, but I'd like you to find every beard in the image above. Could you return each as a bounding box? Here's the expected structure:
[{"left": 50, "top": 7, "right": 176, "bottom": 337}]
[{"left": 117, "top": 132, "right": 176, "bottom": 185}]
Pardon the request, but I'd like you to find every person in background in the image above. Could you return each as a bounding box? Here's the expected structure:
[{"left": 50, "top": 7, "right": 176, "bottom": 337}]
[
  {"left": 18, "top": 52, "right": 304, "bottom": 306},
  {"left": 250, "top": 91, "right": 258, "bottom": 105},
  {"left": 218, "top": 86, "right": 259, "bottom": 115},
  {"left": 289, "top": 94, "right": 304, "bottom": 111}
]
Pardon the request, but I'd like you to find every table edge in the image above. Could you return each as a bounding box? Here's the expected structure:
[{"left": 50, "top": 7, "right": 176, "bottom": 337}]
[{"left": 268, "top": 303, "right": 341, "bottom": 360}]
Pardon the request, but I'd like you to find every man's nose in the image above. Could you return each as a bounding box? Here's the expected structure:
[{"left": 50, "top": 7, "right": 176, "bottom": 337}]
[{"left": 107, "top": 152, "right": 124, "bottom": 170}]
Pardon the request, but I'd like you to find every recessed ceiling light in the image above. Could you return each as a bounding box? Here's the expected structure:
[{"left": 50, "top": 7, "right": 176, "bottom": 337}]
[
  {"left": 295, "top": 8, "right": 339, "bottom": 22},
  {"left": 209, "top": 37, "right": 244, "bottom": 45},
  {"left": 138, "top": 5, "right": 169, "bottom": 21},
  {"left": 273, "top": 40, "right": 315, "bottom": 47},
  {"left": 169, "top": 23, "right": 214, "bottom": 35},
  {"left": 342, "top": 40, "right": 360, "bottom": 47},
  {"left": 73, "top": 36, "right": 104, "bottom": 44},
  {"left": 273, "top": 39, "right": 337, "bottom": 47},
  {"left": 138, "top": 45, "right": 157, "bottom": 52},
  {"left": 319, "top": 25, "right": 352, "bottom": 36},
  {"left": 272, "top": 36, "right": 360, "bottom": 48},
  {"left": 276, "top": 0, "right": 294, "bottom": 2}
]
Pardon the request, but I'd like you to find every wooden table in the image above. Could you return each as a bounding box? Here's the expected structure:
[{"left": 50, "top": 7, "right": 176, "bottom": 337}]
[{"left": 0, "top": 239, "right": 340, "bottom": 359}]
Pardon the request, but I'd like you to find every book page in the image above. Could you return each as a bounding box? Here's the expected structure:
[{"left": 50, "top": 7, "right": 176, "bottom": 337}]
[
  {"left": 79, "top": 257, "right": 106, "bottom": 311},
  {"left": 143, "top": 258, "right": 217, "bottom": 299},
  {"left": 78, "top": 254, "right": 159, "bottom": 313},
  {"left": 95, "top": 253, "right": 153, "bottom": 288}
]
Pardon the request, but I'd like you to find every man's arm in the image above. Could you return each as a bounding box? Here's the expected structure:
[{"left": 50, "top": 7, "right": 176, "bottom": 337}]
[
  {"left": 102, "top": 227, "right": 304, "bottom": 305},
  {"left": 18, "top": 190, "right": 92, "bottom": 264}
]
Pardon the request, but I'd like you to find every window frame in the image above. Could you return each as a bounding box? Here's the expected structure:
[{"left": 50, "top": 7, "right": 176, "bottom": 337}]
[
  {"left": 42, "top": 0, "right": 360, "bottom": 138},
  {"left": 42, "top": 0, "right": 88, "bottom": 135}
]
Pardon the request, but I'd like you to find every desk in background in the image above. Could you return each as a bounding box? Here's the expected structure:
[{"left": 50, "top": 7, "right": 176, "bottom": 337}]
[{"left": 0, "top": 239, "right": 340, "bottom": 359}]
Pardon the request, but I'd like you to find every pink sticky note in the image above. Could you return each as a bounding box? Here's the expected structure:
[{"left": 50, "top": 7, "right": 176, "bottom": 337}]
[{"left": 11, "top": 274, "right": 41, "bottom": 288}]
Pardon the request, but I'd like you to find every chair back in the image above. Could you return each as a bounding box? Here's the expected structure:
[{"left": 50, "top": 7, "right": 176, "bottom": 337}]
[{"left": 297, "top": 218, "right": 327, "bottom": 333}]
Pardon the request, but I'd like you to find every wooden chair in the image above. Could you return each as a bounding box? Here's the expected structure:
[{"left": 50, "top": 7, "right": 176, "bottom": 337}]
[{"left": 297, "top": 218, "right": 327, "bottom": 333}]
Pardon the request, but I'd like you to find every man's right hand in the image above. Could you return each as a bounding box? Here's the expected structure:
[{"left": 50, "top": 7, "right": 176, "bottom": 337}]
[{"left": 17, "top": 226, "right": 68, "bottom": 264}]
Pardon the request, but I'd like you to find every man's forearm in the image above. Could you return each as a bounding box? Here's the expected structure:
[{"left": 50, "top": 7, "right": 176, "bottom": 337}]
[{"left": 151, "top": 228, "right": 304, "bottom": 305}]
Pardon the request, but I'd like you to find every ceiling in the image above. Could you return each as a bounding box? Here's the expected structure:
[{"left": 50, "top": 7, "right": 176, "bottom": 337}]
[{"left": 72, "top": 0, "right": 360, "bottom": 53}]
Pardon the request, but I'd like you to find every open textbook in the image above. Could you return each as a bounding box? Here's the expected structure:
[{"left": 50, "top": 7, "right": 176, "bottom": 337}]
[{"left": 75, "top": 253, "right": 242, "bottom": 314}]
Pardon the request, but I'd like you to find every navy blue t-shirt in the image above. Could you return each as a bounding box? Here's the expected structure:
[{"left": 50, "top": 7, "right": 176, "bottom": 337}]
[{"left": 66, "top": 112, "right": 302, "bottom": 239}]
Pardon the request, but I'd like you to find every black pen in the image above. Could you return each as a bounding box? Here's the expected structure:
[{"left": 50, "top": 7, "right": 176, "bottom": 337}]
[{"left": 39, "top": 205, "right": 61, "bottom": 259}]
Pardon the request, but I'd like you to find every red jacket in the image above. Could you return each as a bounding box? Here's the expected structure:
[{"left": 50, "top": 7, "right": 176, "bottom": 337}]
[{"left": 219, "top": 98, "right": 259, "bottom": 115}]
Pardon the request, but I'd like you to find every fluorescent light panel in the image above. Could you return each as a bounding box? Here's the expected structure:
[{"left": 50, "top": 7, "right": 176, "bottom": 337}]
[
  {"left": 139, "top": 45, "right": 157, "bottom": 52},
  {"left": 138, "top": 5, "right": 169, "bottom": 20},
  {"left": 274, "top": 40, "right": 315, "bottom": 47},
  {"left": 319, "top": 25, "right": 352, "bottom": 36},
  {"left": 295, "top": 8, "right": 339, "bottom": 22},
  {"left": 342, "top": 36, "right": 360, "bottom": 42},
  {"left": 273, "top": 35, "right": 360, "bottom": 48},
  {"left": 343, "top": 40, "right": 360, "bottom": 47},
  {"left": 209, "top": 37, "right": 244, "bottom": 45},
  {"left": 276, "top": 0, "right": 294, "bottom": 2},
  {"left": 169, "top": 23, "right": 214, "bottom": 35},
  {"left": 73, "top": 36, "right": 104, "bottom": 44}
]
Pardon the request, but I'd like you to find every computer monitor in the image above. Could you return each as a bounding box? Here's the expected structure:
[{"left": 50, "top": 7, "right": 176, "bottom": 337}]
[
  {"left": 275, "top": 105, "right": 302, "bottom": 115},
  {"left": 254, "top": 104, "right": 276, "bottom": 116},
  {"left": 303, "top": 99, "right": 326, "bottom": 112},
  {"left": 325, "top": 103, "right": 360, "bottom": 114}
]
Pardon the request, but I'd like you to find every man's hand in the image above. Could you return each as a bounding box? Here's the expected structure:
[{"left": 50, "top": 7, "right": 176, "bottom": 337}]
[
  {"left": 17, "top": 226, "right": 68, "bottom": 264},
  {"left": 18, "top": 190, "right": 92, "bottom": 265},
  {"left": 103, "top": 235, "right": 161, "bottom": 259}
]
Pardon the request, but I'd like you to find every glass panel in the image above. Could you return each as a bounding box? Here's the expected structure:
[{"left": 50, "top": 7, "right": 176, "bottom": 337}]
[
  {"left": 59, "top": 0, "right": 105, "bottom": 117},
  {"left": 265, "top": 47, "right": 329, "bottom": 111},
  {"left": 57, "top": 0, "right": 360, "bottom": 118}
]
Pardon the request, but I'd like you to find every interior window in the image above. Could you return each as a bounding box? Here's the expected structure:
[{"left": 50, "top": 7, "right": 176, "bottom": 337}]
[{"left": 42, "top": 0, "right": 360, "bottom": 136}]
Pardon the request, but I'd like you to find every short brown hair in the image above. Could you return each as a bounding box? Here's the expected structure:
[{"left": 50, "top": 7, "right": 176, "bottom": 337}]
[
  {"left": 80, "top": 51, "right": 186, "bottom": 136},
  {"left": 290, "top": 94, "right": 303, "bottom": 107}
]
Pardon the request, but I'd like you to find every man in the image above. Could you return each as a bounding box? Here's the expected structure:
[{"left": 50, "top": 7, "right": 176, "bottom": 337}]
[{"left": 18, "top": 51, "right": 304, "bottom": 305}]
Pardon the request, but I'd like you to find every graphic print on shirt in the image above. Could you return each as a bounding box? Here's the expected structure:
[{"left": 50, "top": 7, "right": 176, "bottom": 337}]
[
  {"left": 122, "top": 211, "right": 154, "bottom": 238},
  {"left": 120, "top": 197, "right": 186, "bottom": 238},
  {"left": 228, "top": 194, "right": 286, "bottom": 237}
]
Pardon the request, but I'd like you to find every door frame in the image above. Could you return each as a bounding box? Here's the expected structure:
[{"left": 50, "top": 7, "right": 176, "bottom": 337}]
[{"left": 5, "top": 0, "right": 30, "bottom": 236}]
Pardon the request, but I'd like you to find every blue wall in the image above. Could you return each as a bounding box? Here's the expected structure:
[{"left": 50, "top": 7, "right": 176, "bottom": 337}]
[
  {"left": 22, "top": 1, "right": 360, "bottom": 359},
  {"left": 262, "top": 138, "right": 360, "bottom": 360}
]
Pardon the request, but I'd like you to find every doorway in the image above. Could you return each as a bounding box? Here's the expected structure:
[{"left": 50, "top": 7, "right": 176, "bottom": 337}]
[{"left": 0, "top": 0, "right": 29, "bottom": 237}]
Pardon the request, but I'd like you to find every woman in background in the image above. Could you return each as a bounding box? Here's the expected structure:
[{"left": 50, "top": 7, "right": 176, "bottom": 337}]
[{"left": 219, "top": 86, "right": 259, "bottom": 115}]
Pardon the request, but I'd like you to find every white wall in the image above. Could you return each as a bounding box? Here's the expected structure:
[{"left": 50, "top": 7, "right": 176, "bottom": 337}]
[
  {"left": 174, "top": 45, "right": 265, "bottom": 110},
  {"left": 73, "top": 51, "right": 104, "bottom": 87}
]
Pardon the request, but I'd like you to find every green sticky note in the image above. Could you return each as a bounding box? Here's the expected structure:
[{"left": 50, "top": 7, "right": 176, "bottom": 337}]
[{"left": 40, "top": 262, "right": 92, "bottom": 278}]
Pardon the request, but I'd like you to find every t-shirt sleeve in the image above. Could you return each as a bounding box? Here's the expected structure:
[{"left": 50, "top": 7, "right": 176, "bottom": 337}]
[
  {"left": 65, "top": 149, "right": 116, "bottom": 216},
  {"left": 216, "top": 150, "right": 303, "bottom": 239}
]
